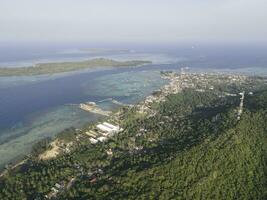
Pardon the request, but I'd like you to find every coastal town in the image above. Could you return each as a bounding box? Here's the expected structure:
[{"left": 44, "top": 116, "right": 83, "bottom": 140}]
[
  {"left": 35, "top": 69, "right": 254, "bottom": 199},
  {"left": 1, "top": 68, "right": 264, "bottom": 199},
  {"left": 1, "top": 1, "right": 266, "bottom": 198}
]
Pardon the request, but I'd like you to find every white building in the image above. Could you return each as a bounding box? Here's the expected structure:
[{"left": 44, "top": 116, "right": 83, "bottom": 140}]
[
  {"left": 97, "top": 124, "right": 113, "bottom": 133},
  {"left": 96, "top": 122, "right": 121, "bottom": 136},
  {"left": 103, "top": 122, "right": 120, "bottom": 131},
  {"left": 89, "top": 138, "right": 98, "bottom": 144},
  {"left": 97, "top": 136, "right": 107, "bottom": 142}
]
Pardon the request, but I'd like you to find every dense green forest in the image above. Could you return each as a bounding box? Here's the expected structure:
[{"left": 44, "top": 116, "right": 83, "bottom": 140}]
[{"left": 0, "top": 82, "right": 266, "bottom": 200}]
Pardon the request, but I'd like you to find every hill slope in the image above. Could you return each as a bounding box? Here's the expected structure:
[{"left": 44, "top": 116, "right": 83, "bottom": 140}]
[
  {"left": 61, "top": 88, "right": 267, "bottom": 200},
  {"left": 0, "top": 76, "right": 266, "bottom": 200}
]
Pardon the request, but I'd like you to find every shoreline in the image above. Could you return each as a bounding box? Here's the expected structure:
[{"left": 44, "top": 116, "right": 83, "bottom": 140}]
[
  {"left": 0, "top": 69, "right": 166, "bottom": 171},
  {"left": 0, "top": 70, "right": 171, "bottom": 176},
  {"left": 0, "top": 71, "right": 251, "bottom": 177}
]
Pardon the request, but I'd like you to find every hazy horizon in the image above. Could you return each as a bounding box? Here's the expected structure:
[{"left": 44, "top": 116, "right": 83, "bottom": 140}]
[{"left": 1, "top": 0, "right": 267, "bottom": 45}]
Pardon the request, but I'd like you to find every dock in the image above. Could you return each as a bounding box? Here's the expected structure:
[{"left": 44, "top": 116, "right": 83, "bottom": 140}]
[{"left": 79, "top": 103, "right": 111, "bottom": 116}]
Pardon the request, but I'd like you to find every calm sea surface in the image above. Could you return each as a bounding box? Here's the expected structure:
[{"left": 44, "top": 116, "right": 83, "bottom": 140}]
[{"left": 0, "top": 44, "right": 267, "bottom": 168}]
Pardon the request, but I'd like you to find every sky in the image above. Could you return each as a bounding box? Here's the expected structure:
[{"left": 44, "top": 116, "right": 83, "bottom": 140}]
[{"left": 0, "top": 0, "right": 267, "bottom": 45}]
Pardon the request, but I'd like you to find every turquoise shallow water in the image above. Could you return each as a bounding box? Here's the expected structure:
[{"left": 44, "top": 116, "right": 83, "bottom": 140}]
[
  {"left": 1, "top": 44, "right": 267, "bottom": 168},
  {"left": 83, "top": 70, "right": 167, "bottom": 103},
  {"left": 0, "top": 67, "right": 168, "bottom": 168},
  {"left": 0, "top": 105, "right": 101, "bottom": 167}
]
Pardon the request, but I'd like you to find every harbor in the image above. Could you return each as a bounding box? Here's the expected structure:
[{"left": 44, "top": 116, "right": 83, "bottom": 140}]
[{"left": 0, "top": 68, "right": 168, "bottom": 169}]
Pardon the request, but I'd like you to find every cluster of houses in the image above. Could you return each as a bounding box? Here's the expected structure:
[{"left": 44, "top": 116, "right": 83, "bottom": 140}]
[
  {"left": 45, "top": 182, "right": 64, "bottom": 199},
  {"left": 136, "top": 69, "right": 250, "bottom": 119},
  {"left": 41, "top": 70, "right": 254, "bottom": 199},
  {"left": 85, "top": 122, "right": 122, "bottom": 144},
  {"left": 136, "top": 72, "right": 181, "bottom": 114}
]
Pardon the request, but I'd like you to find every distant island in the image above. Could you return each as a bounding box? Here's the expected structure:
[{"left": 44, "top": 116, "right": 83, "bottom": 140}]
[{"left": 0, "top": 58, "right": 151, "bottom": 76}]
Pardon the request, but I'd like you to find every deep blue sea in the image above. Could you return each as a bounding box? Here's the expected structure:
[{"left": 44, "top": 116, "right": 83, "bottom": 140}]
[{"left": 0, "top": 43, "right": 267, "bottom": 168}]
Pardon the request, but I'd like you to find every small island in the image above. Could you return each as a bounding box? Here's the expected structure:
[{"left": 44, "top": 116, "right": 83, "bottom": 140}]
[{"left": 0, "top": 58, "right": 151, "bottom": 76}]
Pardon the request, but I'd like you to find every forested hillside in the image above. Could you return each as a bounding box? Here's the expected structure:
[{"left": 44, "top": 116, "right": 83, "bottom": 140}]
[
  {"left": 0, "top": 83, "right": 266, "bottom": 200},
  {"left": 60, "top": 88, "right": 266, "bottom": 200}
]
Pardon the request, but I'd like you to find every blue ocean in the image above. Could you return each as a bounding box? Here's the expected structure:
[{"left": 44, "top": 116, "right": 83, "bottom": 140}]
[{"left": 0, "top": 43, "right": 267, "bottom": 168}]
